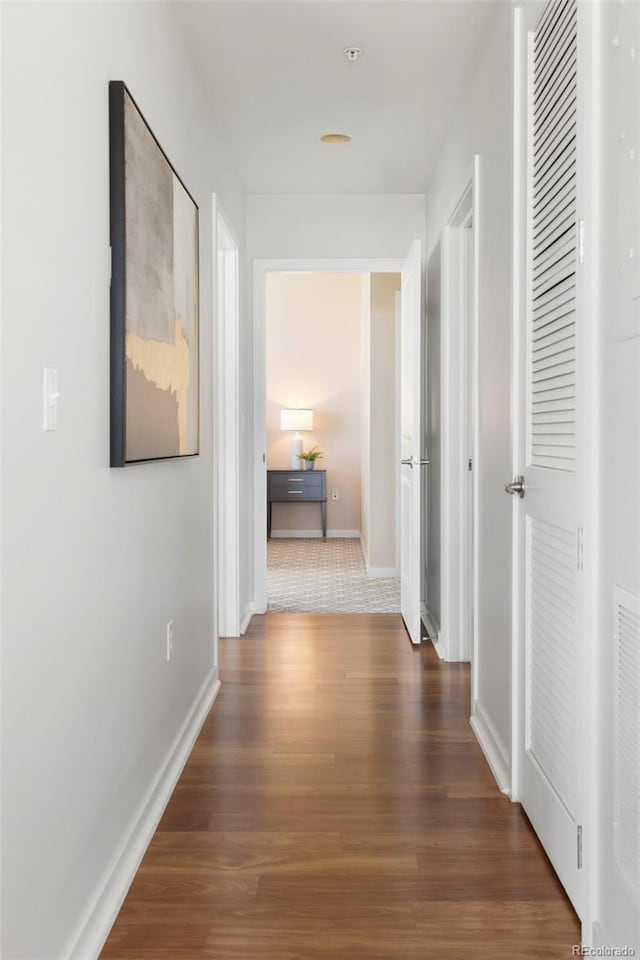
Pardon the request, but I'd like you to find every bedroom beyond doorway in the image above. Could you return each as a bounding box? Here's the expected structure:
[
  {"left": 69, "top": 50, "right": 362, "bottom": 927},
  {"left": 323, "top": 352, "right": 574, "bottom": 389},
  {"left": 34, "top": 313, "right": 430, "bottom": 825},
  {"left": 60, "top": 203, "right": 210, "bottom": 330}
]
[{"left": 264, "top": 270, "right": 401, "bottom": 613}]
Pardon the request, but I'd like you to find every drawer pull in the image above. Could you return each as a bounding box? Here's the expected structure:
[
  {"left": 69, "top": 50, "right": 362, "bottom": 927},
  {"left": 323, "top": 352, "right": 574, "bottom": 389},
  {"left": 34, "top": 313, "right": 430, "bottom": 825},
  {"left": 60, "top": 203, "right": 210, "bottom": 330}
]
[
  {"left": 288, "top": 478, "right": 304, "bottom": 482},
  {"left": 288, "top": 490, "right": 304, "bottom": 494}
]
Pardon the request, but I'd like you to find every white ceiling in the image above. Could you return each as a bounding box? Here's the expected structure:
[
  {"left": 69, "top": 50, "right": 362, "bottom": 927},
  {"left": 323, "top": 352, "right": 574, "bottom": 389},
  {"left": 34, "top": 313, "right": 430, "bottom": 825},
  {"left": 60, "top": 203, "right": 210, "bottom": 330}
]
[{"left": 177, "top": 1, "right": 501, "bottom": 194}]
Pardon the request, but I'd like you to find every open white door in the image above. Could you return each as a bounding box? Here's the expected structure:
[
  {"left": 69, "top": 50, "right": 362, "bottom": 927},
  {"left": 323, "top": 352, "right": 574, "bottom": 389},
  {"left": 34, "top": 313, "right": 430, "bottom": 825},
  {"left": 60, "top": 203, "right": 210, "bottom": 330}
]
[
  {"left": 512, "top": 0, "right": 585, "bottom": 915},
  {"left": 400, "top": 239, "right": 424, "bottom": 644}
]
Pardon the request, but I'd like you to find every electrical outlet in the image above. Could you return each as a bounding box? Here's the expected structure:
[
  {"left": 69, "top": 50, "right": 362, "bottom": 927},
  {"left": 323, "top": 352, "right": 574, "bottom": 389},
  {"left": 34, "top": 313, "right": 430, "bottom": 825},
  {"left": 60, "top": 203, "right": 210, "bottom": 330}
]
[
  {"left": 166, "top": 620, "right": 174, "bottom": 662},
  {"left": 331, "top": 488, "right": 339, "bottom": 500}
]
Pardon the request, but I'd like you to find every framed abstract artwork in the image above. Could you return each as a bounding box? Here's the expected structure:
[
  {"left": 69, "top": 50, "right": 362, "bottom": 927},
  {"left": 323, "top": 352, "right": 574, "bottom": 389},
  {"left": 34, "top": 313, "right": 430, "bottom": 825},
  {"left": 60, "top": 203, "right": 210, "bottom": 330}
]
[{"left": 109, "top": 81, "right": 199, "bottom": 466}]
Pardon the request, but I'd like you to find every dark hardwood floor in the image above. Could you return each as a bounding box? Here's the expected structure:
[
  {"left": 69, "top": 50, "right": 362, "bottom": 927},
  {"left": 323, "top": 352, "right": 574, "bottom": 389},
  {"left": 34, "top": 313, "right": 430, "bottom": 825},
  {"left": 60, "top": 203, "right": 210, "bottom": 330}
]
[{"left": 101, "top": 613, "right": 580, "bottom": 959}]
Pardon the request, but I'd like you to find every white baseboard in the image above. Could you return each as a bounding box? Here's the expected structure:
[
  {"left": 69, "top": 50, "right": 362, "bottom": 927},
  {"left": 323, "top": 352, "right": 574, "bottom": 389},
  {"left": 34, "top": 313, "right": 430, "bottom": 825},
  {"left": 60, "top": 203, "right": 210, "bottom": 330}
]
[
  {"left": 239, "top": 602, "right": 254, "bottom": 635},
  {"left": 64, "top": 668, "right": 221, "bottom": 960},
  {"left": 421, "top": 605, "right": 444, "bottom": 656},
  {"left": 367, "top": 566, "right": 399, "bottom": 579},
  {"left": 431, "top": 634, "right": 446, "bottom": 659},
  {"left": 270, "top": 529, "right": 361, "bottom": 539},
  {"left": 470, "top": 699, "right": 512, "bottom": 798}
]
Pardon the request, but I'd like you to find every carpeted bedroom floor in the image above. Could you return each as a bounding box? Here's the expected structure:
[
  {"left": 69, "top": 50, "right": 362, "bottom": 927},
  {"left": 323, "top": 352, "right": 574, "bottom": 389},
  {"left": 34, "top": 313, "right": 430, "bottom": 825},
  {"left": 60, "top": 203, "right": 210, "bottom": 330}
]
[{"left": 267, "top": 537, "right": 401, "bottom": 613}]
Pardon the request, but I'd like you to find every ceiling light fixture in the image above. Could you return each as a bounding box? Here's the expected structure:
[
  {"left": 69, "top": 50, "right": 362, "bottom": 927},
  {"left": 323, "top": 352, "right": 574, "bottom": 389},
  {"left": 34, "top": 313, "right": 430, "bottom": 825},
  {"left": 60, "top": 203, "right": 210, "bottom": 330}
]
[
  {"left": 343, "top": 46, "right": 363, "bottom": 62},
  {"left": 320, "top": 133, "right": 352, "bottom": 144}
]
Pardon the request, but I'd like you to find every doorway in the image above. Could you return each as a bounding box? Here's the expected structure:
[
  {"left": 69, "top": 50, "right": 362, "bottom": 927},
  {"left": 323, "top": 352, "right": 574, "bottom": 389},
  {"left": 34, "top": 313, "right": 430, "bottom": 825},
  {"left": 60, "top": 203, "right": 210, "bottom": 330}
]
[
  {"left": 259, "top": 267, "right": 402, "bottom": 614},
  {"left": 425, "top": 166, "right": 478, "bottom": 666},
  {"left": 252, "top": 258, "right": 407, "bottom": 616}
]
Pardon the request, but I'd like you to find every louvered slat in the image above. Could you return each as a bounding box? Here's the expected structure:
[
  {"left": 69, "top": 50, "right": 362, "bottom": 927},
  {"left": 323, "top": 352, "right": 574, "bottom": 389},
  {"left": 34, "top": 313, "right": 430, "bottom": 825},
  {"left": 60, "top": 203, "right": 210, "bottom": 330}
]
[
  {"left": 534, "top": 123, "right": 576, "bottom": 187},
  {"left": 536, "top": 0, "right": 570, "bottom": 46},
  {"left": 535, "top": 70, "right": 576, "bottom": 142},
  {"left": 535, "top": 0, "right": 573, "bottom": 61},
  {"left": 533, "top": 316, "right": 575, "bottom": 345},
  {"left": 534, "top": 105, "right": 575, "bottom": 174},
  {"left": 533, "top": 278, "right": 575, "bottom": 317},
  {"left": 534, "top": 154, "right": 576, "bottom": 212},
  {"left": 526, "top": 516, "right": 577, "bottom": 816},
  {"left": 533, "top": 252, "right": 575, "bottom": 296},
  {"left": 529, "top": 0, "right": 577, "bottom": 472},
  {"left": 534, "top": 62, "right": 576, "bottom": 141},
  {"left": 535, "top": 28, "right": 576, "bottom": 108},
  {"left": 535, "top": 100, "right": 575, "bottom": 161},
  {"left": 534, "top": 4, "right": 576, "bottom": 101},
  {"left": 533, "top": 203, "right": 575, "bottom": 248},
  {"left": 534, "top": 232, "right": 575, "bottom": 276},
  {"left": 533, "top": 300, "right": 575, "bottom": 333},
  {"left": 533, "top": 190, "right": 575, "bottom": 243},
  {"left": 533, "top": 332, "right": 575, "bottom": 360},
  {"left": 614, "top": 588, "right": 640, "bottom": 902}
]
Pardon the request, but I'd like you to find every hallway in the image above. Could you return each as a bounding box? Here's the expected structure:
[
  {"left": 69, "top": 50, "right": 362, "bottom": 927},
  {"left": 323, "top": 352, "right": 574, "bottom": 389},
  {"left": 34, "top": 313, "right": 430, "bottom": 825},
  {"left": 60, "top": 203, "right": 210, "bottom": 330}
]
[{"left": 101, "top": 615, "right": 579, "bottom": 959}]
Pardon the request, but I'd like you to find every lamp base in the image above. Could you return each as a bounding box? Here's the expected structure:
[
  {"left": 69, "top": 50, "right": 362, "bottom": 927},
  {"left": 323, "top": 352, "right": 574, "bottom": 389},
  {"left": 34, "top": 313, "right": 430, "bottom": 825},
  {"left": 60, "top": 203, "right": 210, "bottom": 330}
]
[{"left": 290, "top": 435, "right": 303, "bottom": 470}]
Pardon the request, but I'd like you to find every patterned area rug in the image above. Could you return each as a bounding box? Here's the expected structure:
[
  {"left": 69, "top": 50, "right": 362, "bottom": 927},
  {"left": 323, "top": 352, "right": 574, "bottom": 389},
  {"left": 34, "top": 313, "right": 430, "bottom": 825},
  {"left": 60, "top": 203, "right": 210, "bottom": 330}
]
[{"left": 267, "top": 538, "right": 401, "bottom": 613}]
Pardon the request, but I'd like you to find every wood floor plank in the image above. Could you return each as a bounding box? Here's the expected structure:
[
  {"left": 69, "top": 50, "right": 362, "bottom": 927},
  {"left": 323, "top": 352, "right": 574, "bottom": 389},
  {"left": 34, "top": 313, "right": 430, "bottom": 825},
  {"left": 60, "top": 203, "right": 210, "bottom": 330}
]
[{"left": 101, "top": 613, "right": 579, "bottom": 959}]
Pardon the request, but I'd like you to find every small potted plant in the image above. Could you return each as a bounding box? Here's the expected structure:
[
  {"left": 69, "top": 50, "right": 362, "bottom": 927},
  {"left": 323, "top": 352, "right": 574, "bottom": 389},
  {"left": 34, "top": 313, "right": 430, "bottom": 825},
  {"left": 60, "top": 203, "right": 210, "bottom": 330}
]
[{"left": 297, "top": 446, "right": 323, "bottom": 471}]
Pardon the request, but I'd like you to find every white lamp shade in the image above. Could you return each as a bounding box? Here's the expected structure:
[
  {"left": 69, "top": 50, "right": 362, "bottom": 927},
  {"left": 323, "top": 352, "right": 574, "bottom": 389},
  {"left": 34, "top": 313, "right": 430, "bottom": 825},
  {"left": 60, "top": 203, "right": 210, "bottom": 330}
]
[{"left": 280, "top": 408, "right": 313, "bottom": 432}]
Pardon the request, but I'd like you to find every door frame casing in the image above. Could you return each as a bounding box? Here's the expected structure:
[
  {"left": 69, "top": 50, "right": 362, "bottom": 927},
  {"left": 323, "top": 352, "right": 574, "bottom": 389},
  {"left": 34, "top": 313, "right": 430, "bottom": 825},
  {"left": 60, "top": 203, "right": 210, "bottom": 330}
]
[
  {"left": 510, "top": 4, "right": 534, "bottom": 808},
  {"left": 439, "top": 157, "right": 480, "bottom": 671},
  {"left": 215, "top": 200, "right": 242, "bottom": 638},
  {"left": 252, "top": 258, "right": 403, "bottom": 615},
  {"left": 399, "top": 239, "right": 425, "bottom": 645},
  {"left": 577, "top": 5, "right": 601, "bottom": 942}
]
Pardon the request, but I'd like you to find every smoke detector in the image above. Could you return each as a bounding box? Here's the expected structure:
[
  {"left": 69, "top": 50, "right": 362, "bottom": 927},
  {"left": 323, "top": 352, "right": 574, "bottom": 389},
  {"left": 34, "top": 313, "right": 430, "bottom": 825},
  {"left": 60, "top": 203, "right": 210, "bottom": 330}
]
[{"left": 343, "top": 47, "right": 363, "bottom": 62}]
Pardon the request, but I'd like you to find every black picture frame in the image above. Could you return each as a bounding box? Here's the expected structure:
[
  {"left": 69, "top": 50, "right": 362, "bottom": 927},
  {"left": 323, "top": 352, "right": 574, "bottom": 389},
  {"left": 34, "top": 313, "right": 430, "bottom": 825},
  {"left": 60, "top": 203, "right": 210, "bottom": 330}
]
[{"left": 109, "top": 81, "right": 200, "bottom": 467}]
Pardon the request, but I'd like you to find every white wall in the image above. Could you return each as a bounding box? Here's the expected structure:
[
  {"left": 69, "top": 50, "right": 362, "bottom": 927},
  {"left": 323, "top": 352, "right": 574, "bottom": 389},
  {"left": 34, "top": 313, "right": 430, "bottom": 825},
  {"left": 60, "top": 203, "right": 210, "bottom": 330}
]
[
  {"left": 364, "top": 273, "right": 400, "bottom": 572},
  {"left": 594, "top": 1, "right": 640, "bottom": 950},
  {"left": 266, "top": 272, "right": 363, "bottom": 534},
  {"left": 360, "top": 275, "right": 372, "bottom": 557},
  {"left": 0, "top": 3, "right": 245, "bottom": 957},
  {"left": 424, "top": 4, "right": 513, "bottom": 776},
  {"left": 247, "top": 194, "right": 426, "bottom": 262}
]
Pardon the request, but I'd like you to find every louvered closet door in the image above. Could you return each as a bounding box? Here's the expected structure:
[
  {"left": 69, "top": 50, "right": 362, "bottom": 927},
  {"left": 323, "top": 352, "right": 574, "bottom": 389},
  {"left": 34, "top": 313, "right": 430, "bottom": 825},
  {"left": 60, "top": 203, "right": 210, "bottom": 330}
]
[{"left": 516, "top": 0, "right": 585, "bottom": 916}]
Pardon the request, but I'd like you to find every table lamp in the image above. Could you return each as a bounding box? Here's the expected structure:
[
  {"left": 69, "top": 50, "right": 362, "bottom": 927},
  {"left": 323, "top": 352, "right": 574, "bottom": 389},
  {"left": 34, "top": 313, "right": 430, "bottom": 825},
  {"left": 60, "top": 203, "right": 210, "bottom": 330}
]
[{"left": 280, "top": 408, "right": 313, "bottom": 469}]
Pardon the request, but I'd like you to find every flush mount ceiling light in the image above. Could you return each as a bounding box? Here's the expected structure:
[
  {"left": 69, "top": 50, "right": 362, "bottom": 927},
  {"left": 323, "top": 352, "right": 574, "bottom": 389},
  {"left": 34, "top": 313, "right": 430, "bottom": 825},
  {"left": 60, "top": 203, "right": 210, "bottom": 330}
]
[
  {"left": 320, "top": 133, "right": 352, "bottom": 144},
  {"left": 343, "top": 46, "right": 363, "bottom": 62}
]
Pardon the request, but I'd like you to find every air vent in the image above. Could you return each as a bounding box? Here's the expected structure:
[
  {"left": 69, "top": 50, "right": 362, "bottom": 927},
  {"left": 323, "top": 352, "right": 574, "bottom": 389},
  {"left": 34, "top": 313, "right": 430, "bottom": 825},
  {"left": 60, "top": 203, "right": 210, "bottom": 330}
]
[
  {"left": 526, "top": 516, "right": 577, "bottom": 816},
  {"left": 614, "top": 586, "right": 640, "bottom": 901}
]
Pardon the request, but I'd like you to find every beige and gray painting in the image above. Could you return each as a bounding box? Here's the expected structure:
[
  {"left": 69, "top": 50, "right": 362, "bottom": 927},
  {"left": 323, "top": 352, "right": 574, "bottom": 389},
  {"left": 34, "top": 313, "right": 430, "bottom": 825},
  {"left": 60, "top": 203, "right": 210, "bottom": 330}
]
[{"left": 123, "top": 91, "right": 199, "bottom": 461}]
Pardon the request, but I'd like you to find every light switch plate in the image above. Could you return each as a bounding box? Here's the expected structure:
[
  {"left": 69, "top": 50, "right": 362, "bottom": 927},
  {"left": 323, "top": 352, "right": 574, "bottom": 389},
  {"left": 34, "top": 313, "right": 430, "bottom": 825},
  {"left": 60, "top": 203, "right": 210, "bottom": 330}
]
[
  {"left": 166, "top": 620, "right": 174, "bottom": 662},
  {"left": 42, "top": 368, "right": 59, "bottom": 431}
]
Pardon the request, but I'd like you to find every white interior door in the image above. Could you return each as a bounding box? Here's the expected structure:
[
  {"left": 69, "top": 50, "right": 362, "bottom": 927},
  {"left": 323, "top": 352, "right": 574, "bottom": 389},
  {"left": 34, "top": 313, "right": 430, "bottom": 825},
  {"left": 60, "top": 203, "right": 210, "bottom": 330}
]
[
  {"left": 513, "top": 0, "right": 584, "bottom": 915},
  {"left": 400, "top": 239, "right": 423, "bottom": 645},
  {"left": 424, "top": 242, "right": 441, "bottom": 637}
]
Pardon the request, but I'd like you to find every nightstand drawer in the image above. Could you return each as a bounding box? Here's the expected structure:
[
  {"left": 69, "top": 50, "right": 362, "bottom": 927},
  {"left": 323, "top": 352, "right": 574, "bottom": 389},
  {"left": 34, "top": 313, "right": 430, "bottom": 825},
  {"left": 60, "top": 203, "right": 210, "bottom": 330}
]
[{"left": 268, "top": 475, "right": 324, "bottom": 500}]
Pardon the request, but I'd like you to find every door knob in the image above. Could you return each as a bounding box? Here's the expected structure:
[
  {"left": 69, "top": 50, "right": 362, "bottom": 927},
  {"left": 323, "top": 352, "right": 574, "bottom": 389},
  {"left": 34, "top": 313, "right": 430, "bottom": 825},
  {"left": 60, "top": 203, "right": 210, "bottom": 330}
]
[
  {"left": 504, "top": 475, "right": 525, "bottom": 498},
  {"left": 401, "top": 458, "right": 413, "bottom": 468},
  {"left": 419, "top": 459, "right": 430, "bottom": 466}
]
